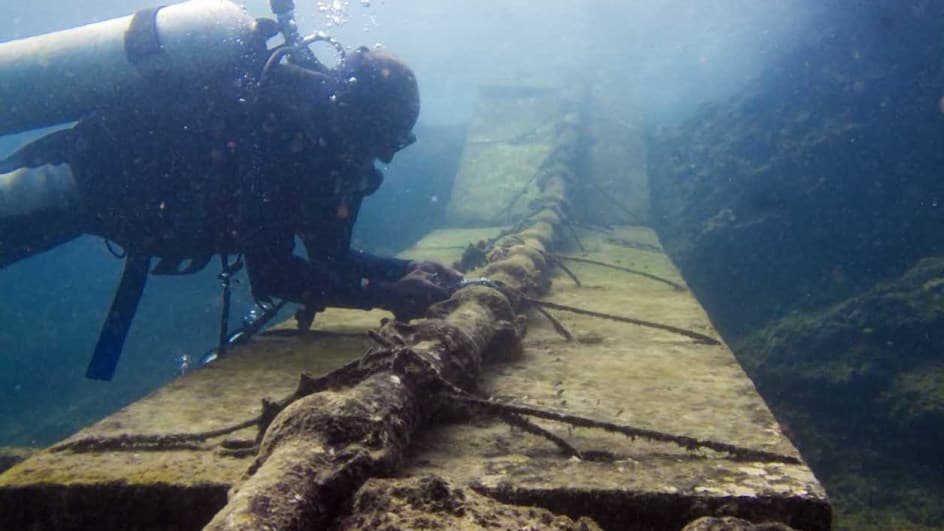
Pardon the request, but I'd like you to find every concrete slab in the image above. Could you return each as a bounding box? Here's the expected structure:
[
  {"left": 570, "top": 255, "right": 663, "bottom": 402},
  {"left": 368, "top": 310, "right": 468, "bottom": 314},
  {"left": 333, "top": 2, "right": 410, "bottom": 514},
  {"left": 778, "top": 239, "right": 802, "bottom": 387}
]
[
  {"left": 0, "top": 227, "right": 829, "bottom": 529},
  {"left": 583, "top": 94, "right": 650, "bottom": 225},
  {"left": 445, "top": 84, "right": 561, "bottom": 226},
  {"left": 0, "top": 308, "right": 390, "bottom": 529},
  {"left": 401, "top": 226, "right": 830, "bottom": 530}
]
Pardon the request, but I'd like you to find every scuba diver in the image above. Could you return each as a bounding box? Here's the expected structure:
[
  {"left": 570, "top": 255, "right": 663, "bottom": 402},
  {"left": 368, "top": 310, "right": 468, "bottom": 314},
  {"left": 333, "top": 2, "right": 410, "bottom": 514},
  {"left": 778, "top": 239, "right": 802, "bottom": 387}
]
[{"left": 0, "top": 0, "right": 461, "bottom": 380}]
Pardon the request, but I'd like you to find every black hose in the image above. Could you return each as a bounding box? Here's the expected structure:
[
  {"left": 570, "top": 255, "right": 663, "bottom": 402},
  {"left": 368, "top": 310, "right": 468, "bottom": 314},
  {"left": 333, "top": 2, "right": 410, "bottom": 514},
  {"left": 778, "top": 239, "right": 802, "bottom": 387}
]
[
  {"left": 260, "top": 46, "right": 293, "bottom": 85},
  {"left": 217, "top": 255, "right": 235, "bottom": 359}
]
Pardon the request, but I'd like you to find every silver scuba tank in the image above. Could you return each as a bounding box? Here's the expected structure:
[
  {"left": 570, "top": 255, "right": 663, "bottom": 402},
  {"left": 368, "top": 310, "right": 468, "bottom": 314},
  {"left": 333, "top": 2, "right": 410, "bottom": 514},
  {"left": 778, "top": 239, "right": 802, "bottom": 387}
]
[{"left": 0, "top": 0, "right": 261, "bottom": 136}]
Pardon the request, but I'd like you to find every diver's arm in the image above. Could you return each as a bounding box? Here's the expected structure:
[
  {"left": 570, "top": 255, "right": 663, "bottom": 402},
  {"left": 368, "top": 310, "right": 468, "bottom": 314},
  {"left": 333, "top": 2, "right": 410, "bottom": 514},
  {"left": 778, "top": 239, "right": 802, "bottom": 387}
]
[
  {"left": 304, "top": 237, "right": 461, "bottom": 320},
  {"left": 346, "top": 248, "right": 412, "bottom": 283},
  {"left": 290, "top": 187, "right": 412, "bottom": 308},
  {"left": 244, "top": 231, "right": 330, "bottom": 307},
  {"left": 244, "top": 231, "right": 412, "bottom": 310},
  {"left": 295, "top": 246, "right": 414, "bottom": 310},
  {"left": 303, "top": 248, "right": 459, "bottom": 320}
]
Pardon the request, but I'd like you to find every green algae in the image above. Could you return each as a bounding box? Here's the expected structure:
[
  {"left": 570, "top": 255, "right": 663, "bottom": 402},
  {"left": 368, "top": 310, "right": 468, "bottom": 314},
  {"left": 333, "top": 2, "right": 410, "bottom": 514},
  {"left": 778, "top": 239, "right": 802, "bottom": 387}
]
[
  {"left": 884, "top": 364, "right": 944, "bottom": 429},
  {"left": 0, "top": 447, "right": 34, "bottom": 474},
  {"left": 734, "top": 257, "right": 944, "bottom": 530}
]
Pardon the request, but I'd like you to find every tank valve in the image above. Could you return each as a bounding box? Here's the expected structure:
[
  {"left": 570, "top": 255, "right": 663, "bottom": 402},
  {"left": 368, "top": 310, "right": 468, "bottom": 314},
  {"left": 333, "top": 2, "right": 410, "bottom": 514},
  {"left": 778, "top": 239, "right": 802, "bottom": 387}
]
[{"left": 269, "top": 0, "right": 317, "bottom": 65}]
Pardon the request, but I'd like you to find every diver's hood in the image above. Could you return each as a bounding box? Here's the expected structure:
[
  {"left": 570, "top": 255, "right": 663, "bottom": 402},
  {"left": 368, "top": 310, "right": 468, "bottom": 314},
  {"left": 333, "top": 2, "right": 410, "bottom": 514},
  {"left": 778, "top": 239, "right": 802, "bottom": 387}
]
[
  {"left": 256, "top": 46, "right": 419, "bottom": 163},
  {"left": 332, "top": 47, "right": 420, "bottom": 161}
]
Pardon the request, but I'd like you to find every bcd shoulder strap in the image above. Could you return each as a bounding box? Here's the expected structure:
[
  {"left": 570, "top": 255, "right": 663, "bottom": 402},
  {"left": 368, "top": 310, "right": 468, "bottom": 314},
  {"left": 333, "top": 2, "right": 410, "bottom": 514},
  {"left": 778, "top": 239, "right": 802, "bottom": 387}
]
[{"left": 86, "top": 255, "right": 151, "bottom": 381}]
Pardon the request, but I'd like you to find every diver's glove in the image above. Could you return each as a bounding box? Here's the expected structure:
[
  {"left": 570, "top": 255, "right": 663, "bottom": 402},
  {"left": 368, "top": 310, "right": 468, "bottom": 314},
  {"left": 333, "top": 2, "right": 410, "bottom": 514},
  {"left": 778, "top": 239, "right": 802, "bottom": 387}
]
[{"left": 376, "top": 260, "right": 462, "bottom": 321}]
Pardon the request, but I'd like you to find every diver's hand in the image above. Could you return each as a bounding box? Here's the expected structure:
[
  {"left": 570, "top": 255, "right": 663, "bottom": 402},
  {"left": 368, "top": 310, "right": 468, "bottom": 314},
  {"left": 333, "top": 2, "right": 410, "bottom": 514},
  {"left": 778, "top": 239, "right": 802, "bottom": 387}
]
[
  {"left": 379, "top": 261, "right": 462, "bottom": 321},
  {"left": 406, "top": 260, "right": 463, "bottom": 288}
]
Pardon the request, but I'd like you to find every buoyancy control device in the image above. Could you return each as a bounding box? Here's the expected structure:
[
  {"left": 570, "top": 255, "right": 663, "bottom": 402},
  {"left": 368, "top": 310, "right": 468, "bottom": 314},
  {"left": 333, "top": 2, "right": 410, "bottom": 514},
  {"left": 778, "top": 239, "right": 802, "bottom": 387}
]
[{"left": 0, "top": 0, "right": 340, "bottom": 380}]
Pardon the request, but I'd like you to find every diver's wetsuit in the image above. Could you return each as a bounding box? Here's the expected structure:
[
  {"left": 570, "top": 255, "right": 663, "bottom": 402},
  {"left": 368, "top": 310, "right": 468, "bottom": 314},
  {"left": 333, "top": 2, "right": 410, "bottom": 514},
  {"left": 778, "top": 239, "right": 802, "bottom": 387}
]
[
  {"left": 0, "top": 40, "right": 433, "bottom": 380},
  {"left": 0, "top": 61, "right": 411, "bottom": 318}
]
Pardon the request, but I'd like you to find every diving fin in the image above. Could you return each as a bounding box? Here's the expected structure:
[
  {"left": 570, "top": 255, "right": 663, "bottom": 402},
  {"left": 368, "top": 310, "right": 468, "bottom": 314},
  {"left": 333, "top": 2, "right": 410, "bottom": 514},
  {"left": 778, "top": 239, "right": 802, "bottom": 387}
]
[{"left": 86, "top": 255, "right": 151, "bottom": 381}]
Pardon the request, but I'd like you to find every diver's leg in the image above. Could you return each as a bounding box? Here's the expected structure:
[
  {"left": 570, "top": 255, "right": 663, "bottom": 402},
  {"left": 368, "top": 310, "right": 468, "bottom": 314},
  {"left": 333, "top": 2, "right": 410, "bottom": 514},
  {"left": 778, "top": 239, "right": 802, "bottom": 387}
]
[{"left": 0, "top": 164, "right": 82, "bottom": 268}]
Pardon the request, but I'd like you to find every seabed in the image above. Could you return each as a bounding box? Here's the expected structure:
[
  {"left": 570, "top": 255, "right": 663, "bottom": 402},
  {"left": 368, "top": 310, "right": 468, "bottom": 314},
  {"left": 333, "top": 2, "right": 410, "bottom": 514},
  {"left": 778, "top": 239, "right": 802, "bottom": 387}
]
[{"left": 0, "top": 80, "right": 830, "bottom": 530}]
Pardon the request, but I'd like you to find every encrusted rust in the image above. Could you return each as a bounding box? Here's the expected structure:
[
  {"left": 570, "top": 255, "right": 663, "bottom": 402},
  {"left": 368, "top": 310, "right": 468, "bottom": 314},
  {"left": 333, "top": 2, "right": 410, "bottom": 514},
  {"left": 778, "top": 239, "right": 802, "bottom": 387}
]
[{"left": 337, "top": 475, "right": 602, "bottom": 530}]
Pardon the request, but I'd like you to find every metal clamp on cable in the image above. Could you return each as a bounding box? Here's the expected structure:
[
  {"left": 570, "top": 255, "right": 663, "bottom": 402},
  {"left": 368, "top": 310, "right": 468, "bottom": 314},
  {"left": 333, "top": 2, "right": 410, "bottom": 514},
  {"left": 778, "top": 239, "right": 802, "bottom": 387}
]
[{"left": 457, "top": 277, "right": 502, "bottom": 291}]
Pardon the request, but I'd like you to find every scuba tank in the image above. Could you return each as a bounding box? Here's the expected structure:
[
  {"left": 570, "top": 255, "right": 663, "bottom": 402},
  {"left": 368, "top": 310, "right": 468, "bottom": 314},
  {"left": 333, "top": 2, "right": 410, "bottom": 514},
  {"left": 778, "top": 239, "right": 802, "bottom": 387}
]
[{"left": 0, "top": 0, "right": 261, "bottom": 136}]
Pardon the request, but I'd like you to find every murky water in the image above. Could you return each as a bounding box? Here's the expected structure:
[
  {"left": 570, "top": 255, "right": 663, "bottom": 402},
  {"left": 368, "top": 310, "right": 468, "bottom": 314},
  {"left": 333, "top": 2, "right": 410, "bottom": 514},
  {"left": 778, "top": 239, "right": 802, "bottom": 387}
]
[{"left": 1, "top": 1, "right": 942, "bottom": 529}]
